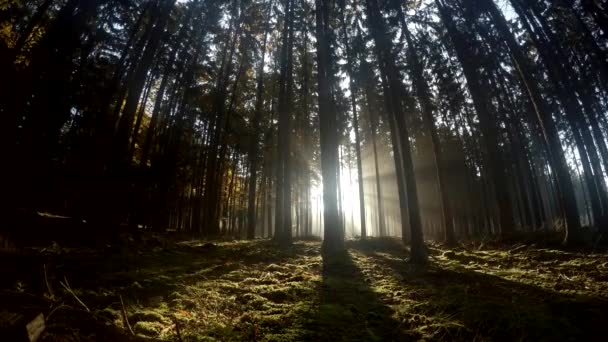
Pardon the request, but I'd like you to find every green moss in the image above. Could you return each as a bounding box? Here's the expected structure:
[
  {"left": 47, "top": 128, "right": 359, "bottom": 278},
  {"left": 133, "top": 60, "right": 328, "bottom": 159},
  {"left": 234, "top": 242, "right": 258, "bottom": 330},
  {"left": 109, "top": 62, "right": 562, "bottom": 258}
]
[
  {"left": 236, "top": 293, "right": 272, "bottom": 310},
  {"left": 23, "top": 238, "right": 608, "bottom": 341},
  {"left": 129, "top": 309, "right": 165, "bottom": 323},
  {"left": 97, "top": 307, "right": 121, "bottom": 322},
  {"left": 133, "top": 321, "right": 164, "bottom": 337}
]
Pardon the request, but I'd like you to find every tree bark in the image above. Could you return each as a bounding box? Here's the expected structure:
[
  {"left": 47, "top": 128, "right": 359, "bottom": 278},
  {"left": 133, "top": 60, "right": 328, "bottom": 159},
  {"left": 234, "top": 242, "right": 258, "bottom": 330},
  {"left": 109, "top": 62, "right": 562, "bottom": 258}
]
[
  {"left": 316, "top": 0, "right": 344, "bottom": 253},
  {"left": 480, "top": 0, "right": 581, "bottom": 240},
  {"left": 366, "top": 0, "right": 426, "bottom": 262},
  {"left": 399, "top": 9, "right": 455, "bottom": 246},
  {"left": 247, "top": 0, "right": 273, "bottom": 239},
  {"left": 338, "top": 0, "right": 366, "bottom": 239}
]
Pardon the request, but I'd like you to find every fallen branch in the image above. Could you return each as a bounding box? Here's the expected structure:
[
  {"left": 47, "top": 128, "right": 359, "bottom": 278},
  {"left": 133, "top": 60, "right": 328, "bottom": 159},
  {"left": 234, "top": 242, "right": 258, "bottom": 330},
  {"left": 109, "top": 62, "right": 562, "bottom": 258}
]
[
  {"left": 59, "top": 277, "right": 89, "bottom": 312},
  {"left": 119, "top": 295, "right": 134, "bottom": 335}
]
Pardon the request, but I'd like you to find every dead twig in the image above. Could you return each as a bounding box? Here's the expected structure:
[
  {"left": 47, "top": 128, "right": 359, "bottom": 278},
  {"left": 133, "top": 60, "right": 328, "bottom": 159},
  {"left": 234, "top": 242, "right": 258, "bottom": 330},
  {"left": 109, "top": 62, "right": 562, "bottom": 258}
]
[
  {"left": 119, "top": 295, "right": 134, "bottom": 335},
  {"left": 59, "top": 277, "right": 89, "bottom": 312},
  {"left": 172, "top": 316, "right": 184, "bottom": 342},
  {"left": 43, "top": 264, "right": 55, "bottom": 301},
  {"left": 46, "top": 302, "right": 66, "bottom": 321}
]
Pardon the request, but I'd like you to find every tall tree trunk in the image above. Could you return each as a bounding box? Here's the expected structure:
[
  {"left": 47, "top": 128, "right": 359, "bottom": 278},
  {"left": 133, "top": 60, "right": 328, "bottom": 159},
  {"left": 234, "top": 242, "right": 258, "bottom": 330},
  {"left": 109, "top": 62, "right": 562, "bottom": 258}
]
[
  {"left": 274, "top": 0, "right": 294, "bottom": 245},
  {"left": 202, "top": 5, "right": 242, "bottom": 236},
  {"left": 437, "top": 0, "right": 515, "bottom": 236},
  {"left": 366, "top": 0, "right": 426, "bottom": 262},
  {"left": 399, "top": 9, "right": 455, "bottom": 245},
  {"left": 511, "top": 0, "right": 606, "bottom": 238},
  {"left": 247, "top": 0, "right": 273, "bottom": 239},
  {"left": 359, "top": 52, "right": 387, "bottom": 237},
  {"left": 113, "top": 0, "right": 176, "bottom": 171},
  {"left": 480, "top": 0, "right": 581, "bottom": 242},
  {"left": 338, "top": 0, "right": 367, "bottom": 239},
  {"left": 315, "top": 0, "right": 343, "bottom": 252}
]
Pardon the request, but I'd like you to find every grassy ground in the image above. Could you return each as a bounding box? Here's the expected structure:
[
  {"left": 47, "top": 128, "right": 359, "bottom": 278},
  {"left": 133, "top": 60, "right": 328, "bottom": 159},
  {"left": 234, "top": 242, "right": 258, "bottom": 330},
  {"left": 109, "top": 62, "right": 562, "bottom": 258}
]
[{"left": 2, "top": 237, "right": 608, "bottom": 341}]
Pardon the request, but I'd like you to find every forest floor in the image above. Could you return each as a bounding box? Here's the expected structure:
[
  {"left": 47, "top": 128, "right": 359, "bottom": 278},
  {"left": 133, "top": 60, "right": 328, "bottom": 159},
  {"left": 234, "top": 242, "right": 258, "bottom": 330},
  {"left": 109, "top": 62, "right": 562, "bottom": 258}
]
[{"left": 2, "top": 236, "right": 608, "bottom": 341}]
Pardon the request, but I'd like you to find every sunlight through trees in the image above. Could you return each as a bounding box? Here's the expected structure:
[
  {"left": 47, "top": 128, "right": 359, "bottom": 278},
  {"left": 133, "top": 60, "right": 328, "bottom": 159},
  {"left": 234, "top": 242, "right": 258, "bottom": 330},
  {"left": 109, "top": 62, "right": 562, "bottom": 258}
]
[{"left": 2, "top": 0, "right": 608, "bottom": 258}]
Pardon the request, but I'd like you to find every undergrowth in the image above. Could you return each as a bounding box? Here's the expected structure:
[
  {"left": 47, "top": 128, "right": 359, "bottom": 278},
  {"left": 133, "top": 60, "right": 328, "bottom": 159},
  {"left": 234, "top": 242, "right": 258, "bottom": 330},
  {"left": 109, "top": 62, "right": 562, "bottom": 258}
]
[{"left": 2, "top": 237, "right": 608, "bottom": 341}]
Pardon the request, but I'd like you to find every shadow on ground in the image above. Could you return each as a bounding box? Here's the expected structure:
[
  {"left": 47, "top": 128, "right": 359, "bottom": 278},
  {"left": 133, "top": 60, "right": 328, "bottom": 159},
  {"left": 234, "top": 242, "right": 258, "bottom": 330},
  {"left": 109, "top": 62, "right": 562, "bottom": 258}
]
[
  {"left": 3, "top": 237, "right": 608, "bottom": 341},
  {"left": 301, "top": 248, "right": 414, "bottom": 341},
  {"left": 348, "top": 238, "right": 608, "bottom": 341},
  {"left": 1, "top": 239, "right": 322, "bottom": 341}
]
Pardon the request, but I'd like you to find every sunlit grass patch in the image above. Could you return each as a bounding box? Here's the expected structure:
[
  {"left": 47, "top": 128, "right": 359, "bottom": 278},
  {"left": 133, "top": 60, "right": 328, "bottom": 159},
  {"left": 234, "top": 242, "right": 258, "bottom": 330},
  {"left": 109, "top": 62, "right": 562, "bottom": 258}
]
[
  {"left": 127, "top": 240, "right": 324, "bottom": 340},
  {"left": 348, "top": 238, "right": 608, "bottom": 341},
  {"left": 7, "top": 238, "right": 608, "bottom": 341}
]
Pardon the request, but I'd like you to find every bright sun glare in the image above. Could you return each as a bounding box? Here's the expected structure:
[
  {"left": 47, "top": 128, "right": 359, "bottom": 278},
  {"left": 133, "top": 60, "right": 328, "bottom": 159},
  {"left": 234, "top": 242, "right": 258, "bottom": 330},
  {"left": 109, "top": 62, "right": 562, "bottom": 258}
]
[{"left": 308, "top": 164, "right": 362, "bottom": 238}]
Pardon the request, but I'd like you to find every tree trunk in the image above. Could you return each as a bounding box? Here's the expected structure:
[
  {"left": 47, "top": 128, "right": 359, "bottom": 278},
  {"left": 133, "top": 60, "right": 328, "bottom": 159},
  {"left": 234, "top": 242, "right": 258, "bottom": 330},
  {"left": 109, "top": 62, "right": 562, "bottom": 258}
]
[
  {"left": 315, "top": 0, "right": 343, "bottom": 253},
  {"left": 437, "top": 0, "right": 515, "bottom": 236},
  {"left": 338, "top": 0, "right": 367, "bottom": 239},
  {"left": 113, "top": 0, "right": 176, "bottom": 172},
  {"left": 481, "top": 0, "right": 581, "bottom": 240},
  {"left": 247, "top": 0, "right": 273, "bottom": 239},
  {"left": 274, "top": 0, "right": 294, "bottom": 245},
  {"left": 399, "top": 10, "right": 455, "bottom": 246},
  {"left": 366, "top": 0, "right": 426, "bottom": 262}
]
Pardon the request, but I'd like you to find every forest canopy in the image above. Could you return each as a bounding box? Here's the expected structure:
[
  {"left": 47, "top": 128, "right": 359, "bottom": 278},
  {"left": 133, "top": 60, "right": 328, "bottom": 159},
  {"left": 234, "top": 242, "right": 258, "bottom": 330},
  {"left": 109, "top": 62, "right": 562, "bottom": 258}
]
[{"left": 2, "top": 0, "right": 608, "bottom": 260}]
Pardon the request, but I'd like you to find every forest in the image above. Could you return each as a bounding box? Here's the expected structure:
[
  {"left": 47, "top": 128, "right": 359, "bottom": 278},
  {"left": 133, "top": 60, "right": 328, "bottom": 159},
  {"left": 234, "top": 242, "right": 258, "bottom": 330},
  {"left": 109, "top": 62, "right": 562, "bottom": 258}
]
[{"left": 1, "top": 0, "right": 608, "bottom": 340}]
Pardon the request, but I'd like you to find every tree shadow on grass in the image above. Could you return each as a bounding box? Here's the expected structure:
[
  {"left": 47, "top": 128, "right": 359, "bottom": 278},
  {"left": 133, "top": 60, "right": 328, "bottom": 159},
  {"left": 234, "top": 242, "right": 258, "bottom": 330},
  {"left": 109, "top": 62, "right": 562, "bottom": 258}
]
[
  {"left": 1, "top": 240, "right": 321, "bottom": 341},
  {"left": 2, "top": 239, "right": 317, "bottom": 294},
  {"left": 303, "top": 248, "right": 415, "bottom": 341},
  {"left": 349, "top": 239, "right": 608, "bottom": 341}
]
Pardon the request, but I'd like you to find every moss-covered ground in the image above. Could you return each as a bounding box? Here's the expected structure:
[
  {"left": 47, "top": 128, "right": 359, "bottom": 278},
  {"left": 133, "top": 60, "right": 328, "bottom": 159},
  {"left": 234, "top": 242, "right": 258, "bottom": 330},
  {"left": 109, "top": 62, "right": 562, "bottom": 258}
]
[{"left": 2, "top": 237, "right": 608, "bottom": 341}]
